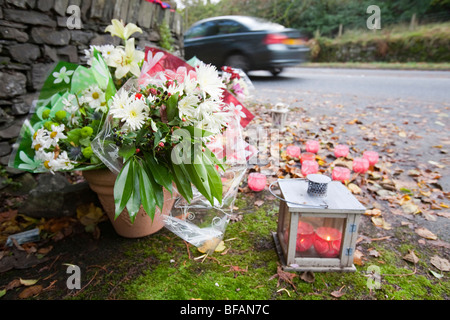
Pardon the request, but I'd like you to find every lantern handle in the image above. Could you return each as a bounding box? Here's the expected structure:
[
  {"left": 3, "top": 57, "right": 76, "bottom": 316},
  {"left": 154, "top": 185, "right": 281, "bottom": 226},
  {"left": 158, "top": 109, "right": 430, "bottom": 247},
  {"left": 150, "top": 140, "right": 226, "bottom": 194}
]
[{"left": 268, "top": 179, "right": 329, "bottom": 209}]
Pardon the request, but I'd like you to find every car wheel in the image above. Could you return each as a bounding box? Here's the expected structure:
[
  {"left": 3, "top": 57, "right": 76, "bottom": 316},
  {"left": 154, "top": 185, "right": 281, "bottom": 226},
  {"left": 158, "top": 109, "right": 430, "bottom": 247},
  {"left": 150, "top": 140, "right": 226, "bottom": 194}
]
[
  {"left": 224, "top": 54, "right": 250, "bottom": 74},
  {"left": 270, "top": 67, "right": 283, "bottom": 76}
]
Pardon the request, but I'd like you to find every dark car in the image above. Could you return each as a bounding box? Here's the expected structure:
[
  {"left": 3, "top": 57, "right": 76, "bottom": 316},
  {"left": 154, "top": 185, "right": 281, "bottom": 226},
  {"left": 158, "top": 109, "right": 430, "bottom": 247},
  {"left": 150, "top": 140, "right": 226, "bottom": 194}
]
[{"left": 183, "top": 15, "right": 310, "bottom": 76}]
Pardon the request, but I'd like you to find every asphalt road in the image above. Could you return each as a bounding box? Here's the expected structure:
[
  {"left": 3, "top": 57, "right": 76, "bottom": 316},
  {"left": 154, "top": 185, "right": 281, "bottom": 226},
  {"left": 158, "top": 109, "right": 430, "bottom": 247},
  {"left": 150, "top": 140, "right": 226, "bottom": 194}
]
[{"left": 248, "top": 67, "right": 450, "bottom": 106}]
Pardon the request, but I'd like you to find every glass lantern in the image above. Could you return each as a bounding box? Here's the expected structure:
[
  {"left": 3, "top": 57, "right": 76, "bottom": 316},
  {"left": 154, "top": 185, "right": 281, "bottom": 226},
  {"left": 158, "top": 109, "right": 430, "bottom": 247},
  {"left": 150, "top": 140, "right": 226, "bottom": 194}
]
[{"left": 273, "top": 178, "right": 366, "bottom": 272}]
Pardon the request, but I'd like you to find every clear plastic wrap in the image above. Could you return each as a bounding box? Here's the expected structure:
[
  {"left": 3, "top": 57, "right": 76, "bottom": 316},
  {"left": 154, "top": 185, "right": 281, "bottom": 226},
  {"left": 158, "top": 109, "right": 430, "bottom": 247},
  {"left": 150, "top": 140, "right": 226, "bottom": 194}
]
[{"left": 91, "top": 47, "right": 255, "bottom": 253}]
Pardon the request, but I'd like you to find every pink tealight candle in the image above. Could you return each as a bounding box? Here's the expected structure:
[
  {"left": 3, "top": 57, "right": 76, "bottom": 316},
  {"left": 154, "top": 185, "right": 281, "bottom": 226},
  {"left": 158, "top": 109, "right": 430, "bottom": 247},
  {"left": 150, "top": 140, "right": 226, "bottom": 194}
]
[
  {"left": 363, "top": 151, "right": 379, "bottom": 166},
  {"left": 334, "top": 144, "right": 349, "bottom": 158},
  {"left": 300, "top": 152, "right": 315, "bottom": 165},
  {"left": 332, "top": 167, "right": 351, "bottom": 182},
  {"left": 286, "top": 145, "right": 301, "bottom": 159},
  {"left": 305, "top": 140, "right": 320, "bottom": 153},
  {"left": 301, "top": 160, "right": 319, "bottom": 176},
  {"left": 314, "top": 227, "right": 342, "bottom": 258},
  {"left": 296, "top": 222, "right": 314, "bottom": 252},
  {"left": 248, "top": 172, "right": 266, "bottom": 192},
  {"left": 352, "top": 157, "right": 370, "bottom": 174}
]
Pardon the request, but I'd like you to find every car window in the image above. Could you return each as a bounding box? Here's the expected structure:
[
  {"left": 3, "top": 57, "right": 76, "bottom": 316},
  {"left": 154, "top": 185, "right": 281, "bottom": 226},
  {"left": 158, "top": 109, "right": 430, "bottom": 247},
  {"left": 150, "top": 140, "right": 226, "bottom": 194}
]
[
  {"left": 217, "top": 19, "right": 247, "bottom": 34},
  {"left": 185, "top": 21, "right": 219, "bottom": 39}
]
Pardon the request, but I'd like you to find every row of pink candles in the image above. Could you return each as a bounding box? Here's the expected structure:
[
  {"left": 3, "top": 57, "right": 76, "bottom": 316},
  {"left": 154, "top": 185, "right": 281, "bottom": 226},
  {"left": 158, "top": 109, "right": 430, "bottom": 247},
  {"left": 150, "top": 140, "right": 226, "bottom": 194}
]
[
  {"left": 285, "top": 141, "right": 379, "bottom": 183},
  {"left": 248, "top": 142, "right": 380, "bottom": 191},
  {"left": 285, "top": 222, "right": 342, "bottom": 258}
]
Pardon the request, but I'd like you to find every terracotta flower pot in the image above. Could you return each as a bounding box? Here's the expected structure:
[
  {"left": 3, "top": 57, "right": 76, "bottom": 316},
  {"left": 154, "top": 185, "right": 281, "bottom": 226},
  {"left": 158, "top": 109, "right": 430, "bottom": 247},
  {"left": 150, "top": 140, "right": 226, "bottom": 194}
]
[{"left": 82, "top": 168, "right": 176, "bottom": 238}]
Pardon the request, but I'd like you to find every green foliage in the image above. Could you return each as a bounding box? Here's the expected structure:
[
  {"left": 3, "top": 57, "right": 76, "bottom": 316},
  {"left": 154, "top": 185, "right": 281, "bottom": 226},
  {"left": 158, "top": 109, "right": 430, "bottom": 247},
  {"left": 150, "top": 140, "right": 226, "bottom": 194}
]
[
  {"left": 180, "top": 0, "right": 450, "bottom": 37},
  {"left": 159, "top": 19, "right": 175, "bottom": 52},
  {"left": 310, "top": 22, "right": 450, "bottom": 62}
]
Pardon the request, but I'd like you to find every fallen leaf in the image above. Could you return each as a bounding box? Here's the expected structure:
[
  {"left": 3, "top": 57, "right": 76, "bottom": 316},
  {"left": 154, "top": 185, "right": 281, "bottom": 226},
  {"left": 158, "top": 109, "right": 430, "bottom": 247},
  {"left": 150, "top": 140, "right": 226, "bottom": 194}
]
[
  {"left": 369, "top": 250, "right": 380, "bottom": 257},
  {"left": 18, "top": 285, "right": 43, "bottom": 299},
  {"left": 429, "top": 269, "right": 444, "bottom": 279},
  {"left": 402, "top": 202, "right": 420, "bottom": 214},
  {"left": 299, "top": 271, "right": 315, "bottom": 283},
  {"left": 5, "top": 279, "right": 21, "bottom": 291},
  {"left": 430, "top": 255, "right": 450, "bottom": 272},
  {"left": 330, "top": 289, "right": 345, "bottom": 298},
  {"left": 353, "top": 250, "right": 365, "bottom": 266},
  {"left": 254, "top": 200, "right": 264, "bottom": 207},
  {"left": 19, "top": 278, "right": 39, "bottom": 286},
  {"left": 403, "top": 250, "right": 419, "bottom": 264},
  {"left": 364, "top": 208, "right": 381, "bottom": 216},
  {"left": 371, "top": 216, "right": 392, "bottom": 230},
  {"left": 197, "top": 239, "right": 225, "bottom": 253},
  {"left": 415, "top": 227, "right": 437, "bottom": 240},
  {"left": 348, "top": 183, "right": 362, "bottom": 194}
]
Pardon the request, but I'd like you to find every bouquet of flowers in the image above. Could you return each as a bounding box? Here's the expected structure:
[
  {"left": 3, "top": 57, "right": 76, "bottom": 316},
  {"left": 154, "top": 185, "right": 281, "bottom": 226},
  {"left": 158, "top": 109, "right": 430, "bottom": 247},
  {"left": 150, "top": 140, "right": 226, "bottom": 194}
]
[
  {"left": 9, "top": 20, "right": 145, "bottom": 174},
  {"left": 220, "top": 66, "right": 254, "bottom": 102},
  {"left": 92, "top": 46, "right": 240, "bottom": 223}
]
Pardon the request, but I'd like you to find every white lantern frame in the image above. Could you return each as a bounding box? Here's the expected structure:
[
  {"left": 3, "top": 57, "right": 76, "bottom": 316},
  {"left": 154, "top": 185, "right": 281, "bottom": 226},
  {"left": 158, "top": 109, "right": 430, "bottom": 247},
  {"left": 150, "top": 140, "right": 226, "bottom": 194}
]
[{"left": 272, "top": 179, "right": 366, "bottom": 272}]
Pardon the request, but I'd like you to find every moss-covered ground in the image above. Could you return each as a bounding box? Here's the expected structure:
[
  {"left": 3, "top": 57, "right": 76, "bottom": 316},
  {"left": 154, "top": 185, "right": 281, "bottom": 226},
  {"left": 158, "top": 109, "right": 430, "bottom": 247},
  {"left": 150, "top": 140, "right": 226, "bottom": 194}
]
[{"left": 2, "top": 189, "right": 445, "bottom": 301}]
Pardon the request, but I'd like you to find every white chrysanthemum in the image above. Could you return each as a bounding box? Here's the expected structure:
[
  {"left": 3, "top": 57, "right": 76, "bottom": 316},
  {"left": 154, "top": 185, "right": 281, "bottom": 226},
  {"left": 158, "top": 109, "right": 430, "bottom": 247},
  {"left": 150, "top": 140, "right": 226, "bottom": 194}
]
[
  {"left": 49, "top": 124, "right": 67, "bottom": 146},
  {"left": 110, "top": 90, "right": 132, "bottom": 119},
  {"left": 35, "top": 149, "right": 53, "bottom": 163},
  {"left": 199, "top": 111, "right": 230, "bottom": 135},
  {"left": 120, "top": 98, "right": 149, "bottom": 131},
  {"left": 41, "top": 151, "right": 75, "bottom": 172},
  {"left": 195, "top": 62, "right": 225, "bottom": 101},
  {"left": 32, "top": 128, "right": 51, "bottom": 151},
  {"left": 83, "top": 85, "right": 107, "bottom": 113},
  {"left": 183, "top": 74, "right": 199, "bottom": 95},
  {"left": 178, "top": 94, "right": 199, "bottom": 124}
]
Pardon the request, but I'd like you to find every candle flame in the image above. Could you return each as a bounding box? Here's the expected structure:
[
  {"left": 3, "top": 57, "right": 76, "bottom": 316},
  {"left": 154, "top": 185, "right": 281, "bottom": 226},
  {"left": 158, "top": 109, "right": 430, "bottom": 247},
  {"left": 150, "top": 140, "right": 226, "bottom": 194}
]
[{"left": 326, "top": 236, "right": 331, "bottom": 241}]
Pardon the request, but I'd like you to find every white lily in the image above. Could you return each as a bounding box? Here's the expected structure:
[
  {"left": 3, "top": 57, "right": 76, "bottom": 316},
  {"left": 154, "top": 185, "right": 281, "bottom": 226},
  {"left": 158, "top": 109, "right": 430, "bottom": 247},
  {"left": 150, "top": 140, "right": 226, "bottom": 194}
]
[
  {"left": 109, "top": 38, "right": 145, "bottom": 79},
  {"left": 105, "top": 19, "right": 142, "bottom": 41}
]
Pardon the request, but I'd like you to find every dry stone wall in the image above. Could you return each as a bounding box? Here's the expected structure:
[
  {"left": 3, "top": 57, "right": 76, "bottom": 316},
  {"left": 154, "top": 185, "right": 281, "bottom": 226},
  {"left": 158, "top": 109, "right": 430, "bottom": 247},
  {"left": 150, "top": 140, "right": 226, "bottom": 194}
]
[{"left": 0, "top": 0, "right": 183, "bottom": 173}]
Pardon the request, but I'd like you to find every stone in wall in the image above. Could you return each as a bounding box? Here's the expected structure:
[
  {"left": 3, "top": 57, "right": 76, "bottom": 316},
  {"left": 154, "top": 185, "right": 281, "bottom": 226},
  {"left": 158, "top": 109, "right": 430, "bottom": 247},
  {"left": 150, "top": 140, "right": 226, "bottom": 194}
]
[
  {"left": 0, "top": 0, "right": 184, "bottom": 184},
  {"left": 0, "top": 71, "right": 27, "bottom": 99}
]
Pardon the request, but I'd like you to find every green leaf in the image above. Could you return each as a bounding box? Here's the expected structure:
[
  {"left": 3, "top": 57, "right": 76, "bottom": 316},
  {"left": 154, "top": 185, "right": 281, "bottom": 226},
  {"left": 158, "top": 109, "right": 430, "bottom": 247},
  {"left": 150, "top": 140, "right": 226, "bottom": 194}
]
[
  {"left": 119, "top": 145, "right": 136, "bottom": 161},
  {"left": 143, "top": 161, "right": 164, "bottom": 212},
  {"left": 183, "top": 146, "right": 213, "bottom": 205},
  {"left": 165, "top": 92, "right": 179, "bottom": 121},
  {"left": 144, "top": 152, "right": 173, "bottom": 193},
  {"left": 137, "top": 161, "right": 157, "bottom": 220},
  {"left": 183, "top": 126, "right": 215, "bottom": 139},
  {"left": 171, "top": 163, "right": 193, "bottom": 203},
  {"left": 202, "top": 152, "right": 223, "bottom": 205},
  {"left": 126, "top": 159, "right": 141, "bottom": 223},
  {"left": 114, "top": 158, "right": 135, "bottom": 219}
]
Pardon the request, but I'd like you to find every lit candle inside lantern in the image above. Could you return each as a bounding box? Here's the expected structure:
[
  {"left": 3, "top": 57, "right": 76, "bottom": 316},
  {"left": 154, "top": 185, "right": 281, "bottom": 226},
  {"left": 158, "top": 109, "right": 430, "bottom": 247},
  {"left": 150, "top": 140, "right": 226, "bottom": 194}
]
[
  {"left": 286, "top": 145, "right": 301, "bottom": 159},
  {"left": 305, "top": 140, "right": 320, "bottom": 153},
  {"left": 301, "top": 160, "right": 319, "bottom": 176},
  {"left": 248, "top": 172, "right": 266, "bottom": 192},
  {"left": 300, "top": 152, "right": 315, "bottom": 165},
  {"left": 296, "top": 221, "right": 314, "bottom": 252},
  {"left": 363, "top": 151, "right": 379, "bottom": 166},
  {"left": 332, "top": 166, "right": 351, "bottom": 182},
  {"left": 334, "top": 144, "right": 349, "bottom": 158},
  {"left": 314, "top": 227, "right": 342, "bottom": 258},
  {"left": 352, "top": 157, "right": 370, "bottom": 174}
]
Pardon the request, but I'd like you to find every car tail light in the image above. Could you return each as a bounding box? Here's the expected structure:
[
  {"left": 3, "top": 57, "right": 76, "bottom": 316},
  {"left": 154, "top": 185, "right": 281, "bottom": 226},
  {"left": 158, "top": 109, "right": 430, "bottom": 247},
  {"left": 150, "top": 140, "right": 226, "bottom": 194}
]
[{"left": 264, "top": 33, "right": 288, "bottom": 45}]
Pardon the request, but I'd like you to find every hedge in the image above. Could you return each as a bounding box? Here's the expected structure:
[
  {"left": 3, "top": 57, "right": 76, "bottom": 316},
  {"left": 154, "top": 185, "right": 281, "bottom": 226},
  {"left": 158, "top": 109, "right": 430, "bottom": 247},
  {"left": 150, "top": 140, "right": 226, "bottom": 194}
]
[{"left": 308, "top": 24, "right": 450, "bottom": 63}]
